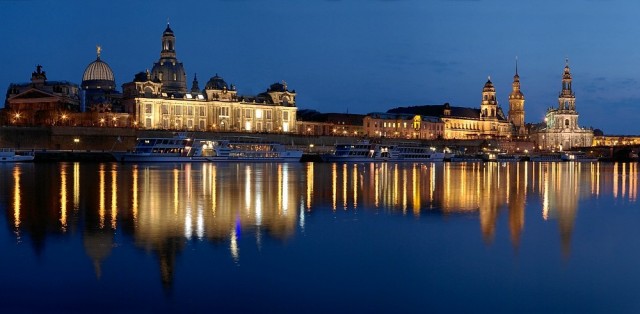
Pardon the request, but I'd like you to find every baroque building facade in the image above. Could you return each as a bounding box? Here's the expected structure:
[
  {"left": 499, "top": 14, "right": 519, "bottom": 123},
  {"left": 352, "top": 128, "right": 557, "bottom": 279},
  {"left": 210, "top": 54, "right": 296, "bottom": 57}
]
[
  {"left": 531, "top": 61, "right": 593, "bottom": 150},
  {"left": 381, "top": 77, "right": 514, "bottom": 140},
  {"left": 122, "top": 24, "right": 297, "bottom": 132},
  {"left": 3, "top": 65, "right": 80, "bottom": 126},
  {"left": 508, "top": 60, "right": 526, "bottom": 137}
]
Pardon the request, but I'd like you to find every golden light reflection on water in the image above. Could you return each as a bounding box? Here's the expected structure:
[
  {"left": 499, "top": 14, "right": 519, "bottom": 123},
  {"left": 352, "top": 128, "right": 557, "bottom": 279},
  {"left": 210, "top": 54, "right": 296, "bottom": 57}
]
[
  {"left": 12, "top": 167, "right": 21, "bottom": 231},
  {"left": 111, "top": 164, "right": 117, "bottom": 230},
  {"left": 5, "top": 161, "right": 640, "bottom": 280},
  {"left": 99, "top": 164, "right": 105, "bottom": 229},
  {"left": 73, "top": 162, "right": 80, "bottom": 210},
  {"left": 60, "top": 164, "right": 67, "bottom": 231}
]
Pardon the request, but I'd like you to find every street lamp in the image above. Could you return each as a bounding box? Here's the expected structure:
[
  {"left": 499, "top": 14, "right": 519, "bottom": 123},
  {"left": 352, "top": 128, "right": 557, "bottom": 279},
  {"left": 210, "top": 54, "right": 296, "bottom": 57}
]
[{"left": 73, "top": 138, "right": 80, "bottom": 151}]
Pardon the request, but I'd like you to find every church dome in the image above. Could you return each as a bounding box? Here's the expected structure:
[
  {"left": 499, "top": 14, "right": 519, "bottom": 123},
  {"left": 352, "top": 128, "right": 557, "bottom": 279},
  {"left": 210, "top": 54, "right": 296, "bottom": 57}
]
[
  {"left": 82, "top": 48, "right": 116, "bottom": 90},
  {"left": 483, "top": 77, "right": 495, "bottom": 92},
  {"left": 205, "top": 74, "right": 229, "bottom": 90}
]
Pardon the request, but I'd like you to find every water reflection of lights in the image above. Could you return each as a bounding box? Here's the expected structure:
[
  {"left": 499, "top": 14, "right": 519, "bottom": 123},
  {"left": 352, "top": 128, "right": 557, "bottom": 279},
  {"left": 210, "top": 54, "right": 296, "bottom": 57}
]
[
  {"left": 111, "top": 164, "right": 117, "bottom": 229},
  {"left": 13, "top": 167, "right": 21, "bottom": 232},
  {"left": 99, "top": 164, "right": 105, "bottom": 229},
  {"left": 282, "top": 164, "right": 289, "bottom": 214},
  {"left": 10, "top": 161, "right": 640, "bottom": 269},
  {"left": 73, "top": 162, "right": 80, "bottom": 210},
  {"left": 306, "top": 163, "right": 313, "bottom": 210},
  {"left": 332, "top": 163, "right": 337, "bottom": 210},
  {"left": 60, "top": 164, "right": 68, "bottom": 231},
  {"left": 343, "top": 163, "right": 348, "bottom": 209},
  {"left": 132, "top": 166, "right": 138, "bottom": 223},
  {"left": 230, "top": 226, "right": 239, "bottom": 262}
]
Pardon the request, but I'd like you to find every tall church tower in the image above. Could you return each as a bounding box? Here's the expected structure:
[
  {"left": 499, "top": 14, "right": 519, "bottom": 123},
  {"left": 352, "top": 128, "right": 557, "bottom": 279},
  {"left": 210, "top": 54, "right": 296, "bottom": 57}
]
[
  {"left": 151, "top": 23, "right": 188, "bottom": 96},
  {"left": 481, "top": 77, "right": 498, "bottom": 120},
  {"left": 508, "top": 59, "right": 526, "bottom": 136},
  {"left": 559, "top": 59, "right": 576, "bottom": 111}
]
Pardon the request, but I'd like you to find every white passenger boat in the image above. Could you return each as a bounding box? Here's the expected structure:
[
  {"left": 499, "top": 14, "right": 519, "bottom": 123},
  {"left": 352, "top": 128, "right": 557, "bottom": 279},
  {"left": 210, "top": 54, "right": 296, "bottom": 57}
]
[
  {"left": 529, "top": 153, "right": 562, "bottom": 162},
  {"left": 223, "top": 136, "right": 303, "bottom": 162},
  {"left": 321, "top": 140, "right": 444, "bottom": 162},
  {"left": 496, "top": 153, "right": 522, "bottom": 162},
  {"left": 114, "top": 134, "right": 302, "bottom": 162},
  {"left": 0, "top": 148, "right": 34, "bottom": 162},
  {"left": 449, "top": 154, "right": 483, "bottom": 162},
  {"left": 561, "top": 151, "right": 598, "bottom": 162}
]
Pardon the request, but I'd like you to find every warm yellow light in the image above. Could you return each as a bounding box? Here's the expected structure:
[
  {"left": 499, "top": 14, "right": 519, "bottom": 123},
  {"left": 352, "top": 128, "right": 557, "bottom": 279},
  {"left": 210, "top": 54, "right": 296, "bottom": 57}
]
[{"left": 73, "top": 138, "right": 80, "bottom": 143}]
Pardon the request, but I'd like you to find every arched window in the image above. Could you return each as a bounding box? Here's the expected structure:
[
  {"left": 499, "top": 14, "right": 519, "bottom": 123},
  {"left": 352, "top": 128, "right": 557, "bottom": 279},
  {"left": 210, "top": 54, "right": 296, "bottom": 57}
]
[{"left": 565, "top": 119, "right": 570, "bottom": 128}]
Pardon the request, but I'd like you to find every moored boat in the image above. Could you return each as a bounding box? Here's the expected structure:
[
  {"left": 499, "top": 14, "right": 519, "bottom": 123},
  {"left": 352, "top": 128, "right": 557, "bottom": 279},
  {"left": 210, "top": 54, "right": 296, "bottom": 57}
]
[
  {"left": 113, "top": 134, "right": 302, "bottom": 162},
  {"left": 529, "top": 152, "right": 562, "bottom": 162},
  {"left": 561, "top": 151, "right": 598, "bottom": 162},
  {"left": 321, "top": 140, "right": 444, "bottom": 162},
  {"left": 0, "top": 148, "right": 34, "bottom": 162}
]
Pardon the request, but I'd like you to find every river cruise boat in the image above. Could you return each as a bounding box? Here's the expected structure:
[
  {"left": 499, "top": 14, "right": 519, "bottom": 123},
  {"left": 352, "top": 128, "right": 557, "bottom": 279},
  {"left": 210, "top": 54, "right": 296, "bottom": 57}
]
[
  {"left": 449, "top": 154, "right": 483, "bottom": 162},
  {"left": 496, "top": 153, "right": 523, "bottom": 162},
  {"left": 561, "top": 151, "right": 598, "bottom": 162},
  {"left": 321, "top": 140, "right": 444, "bottom": 162},
  {"left": 529, "top": 152, "right": 562, "bottom": 162},
  {"left": 0, "top": 148, "right": 34, "bottom": 162},
  {"left": 114, "top": 135, "right": 302, "bottom": 162}
]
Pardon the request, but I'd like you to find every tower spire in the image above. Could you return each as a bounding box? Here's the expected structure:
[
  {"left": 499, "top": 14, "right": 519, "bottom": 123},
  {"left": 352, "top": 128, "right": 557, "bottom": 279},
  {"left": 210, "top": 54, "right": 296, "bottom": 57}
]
[
  {"left": 515, "top": 56, "right": 519, "bottom": 76},
  {"left": 96, "top": 45, "right": 102, "bottom": 60}
]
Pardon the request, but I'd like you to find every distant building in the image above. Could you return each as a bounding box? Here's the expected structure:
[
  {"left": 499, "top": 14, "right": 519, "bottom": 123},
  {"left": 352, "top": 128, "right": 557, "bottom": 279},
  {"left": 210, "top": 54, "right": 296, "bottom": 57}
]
[
  {"left": 81, "top": 46, "right": 122, "bottom": 112},
  {"left": 3, "top": 65, "right": 80, "bottom": 126},
  {"left": 296, "top": 110, "right": 365, "bottom": 136},
  {"left": 508, "top": 60, "right": 526, "bottom": 137},
  {"left": 531, "top": 61, "right": 593, "bottom": 150},
  {"left": 386, "top": 78, "right": 514, "bottom": 140},
  {"left": 122, "top": 24, "right": 297, "bottom": 132},
  {"left": 150, "top": 24, "right": 188, "bottom": 96},
  {"left": 363, "top": 112, "right": 444, "bottom": 139}
]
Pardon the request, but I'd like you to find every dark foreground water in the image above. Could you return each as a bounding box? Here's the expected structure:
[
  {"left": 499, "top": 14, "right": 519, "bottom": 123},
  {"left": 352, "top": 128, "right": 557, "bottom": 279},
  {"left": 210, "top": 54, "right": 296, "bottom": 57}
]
[{"left": 1, "top": 161, "right": 639, "bottom": 313}]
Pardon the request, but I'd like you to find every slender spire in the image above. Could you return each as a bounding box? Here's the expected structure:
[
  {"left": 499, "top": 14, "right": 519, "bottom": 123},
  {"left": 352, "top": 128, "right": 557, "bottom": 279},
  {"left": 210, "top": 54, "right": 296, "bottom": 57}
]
[
  {"left": 515, "top": 56, "right": 519, "bottom": 76},
  {"left": 96, "top": 45, "right": 102, "bottom": 60}
]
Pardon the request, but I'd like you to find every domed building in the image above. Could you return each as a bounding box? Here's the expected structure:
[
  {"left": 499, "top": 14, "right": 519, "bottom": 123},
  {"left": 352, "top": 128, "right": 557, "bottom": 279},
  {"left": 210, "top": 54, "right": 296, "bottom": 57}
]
[
  {"left": 81, "top": 46, "right": 122, "bottom": 112},
  {"left": 150, "top": 24, "right": 188, "bottom": 96},
  {"left": 121, "top": 23, "right": 298, "bottom": 133},
  {"left": 204, "top": 74, "right": 237, "bottom": 101}
]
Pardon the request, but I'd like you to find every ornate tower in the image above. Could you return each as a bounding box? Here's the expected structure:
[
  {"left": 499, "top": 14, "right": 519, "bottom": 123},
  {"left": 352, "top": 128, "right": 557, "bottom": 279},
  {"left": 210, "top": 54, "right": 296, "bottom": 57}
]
[
  {"left": 559, "top": 59, "right": 575, "bottom": 111},
  {"left": 481, "top": 77, "right": 498, "bottom": 120},
  {"left": 150, "top": 23, "right": 188, "bottom": 96},
  {"left": 508, "top": 59, "right": 525, "bottom": 136},
  {"left": 191, "top": 73, "right": 200, "bottom": 94}
]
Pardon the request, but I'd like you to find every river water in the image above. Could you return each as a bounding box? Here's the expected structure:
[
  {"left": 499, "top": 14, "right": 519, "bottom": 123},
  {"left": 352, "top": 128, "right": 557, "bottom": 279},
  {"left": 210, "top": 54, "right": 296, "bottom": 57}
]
[{"left": 1, "top": 161, "right": 639, "bottom": 312}]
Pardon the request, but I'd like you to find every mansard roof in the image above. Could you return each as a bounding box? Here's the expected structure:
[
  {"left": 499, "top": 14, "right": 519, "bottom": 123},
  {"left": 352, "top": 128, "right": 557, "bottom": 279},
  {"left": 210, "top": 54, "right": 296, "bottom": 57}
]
[{"left": 387, "top": 104, "right": 508, "bottom": 121}]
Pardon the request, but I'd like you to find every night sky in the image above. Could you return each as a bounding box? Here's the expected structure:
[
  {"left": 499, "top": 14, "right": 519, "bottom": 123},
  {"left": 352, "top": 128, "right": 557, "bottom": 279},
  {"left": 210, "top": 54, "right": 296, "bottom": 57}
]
[{"left": 2, "top": 0, "right": 639, "bottom": 134}]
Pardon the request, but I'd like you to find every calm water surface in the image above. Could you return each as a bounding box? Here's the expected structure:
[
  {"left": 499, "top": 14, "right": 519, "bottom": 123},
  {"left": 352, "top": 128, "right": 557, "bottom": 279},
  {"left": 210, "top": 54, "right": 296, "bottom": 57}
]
[{"left": 1, "top": 161, "right": 640, "bottom": 313}]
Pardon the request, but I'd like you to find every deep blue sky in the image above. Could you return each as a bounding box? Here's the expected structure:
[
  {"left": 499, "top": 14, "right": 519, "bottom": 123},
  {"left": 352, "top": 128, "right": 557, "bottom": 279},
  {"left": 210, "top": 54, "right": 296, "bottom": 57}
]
[{"left": 2, "top": 0, "right": 639, "bottom": 134}]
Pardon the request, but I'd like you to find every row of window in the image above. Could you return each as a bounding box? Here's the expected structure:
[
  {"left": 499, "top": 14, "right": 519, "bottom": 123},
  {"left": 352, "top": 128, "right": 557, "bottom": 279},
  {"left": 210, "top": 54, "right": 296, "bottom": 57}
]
[
  {"left": 368, "top": 121, "right": 443, "bottom": 130},
  {"left": 144, "top": 104, "right": 292, "bottom": 121}
]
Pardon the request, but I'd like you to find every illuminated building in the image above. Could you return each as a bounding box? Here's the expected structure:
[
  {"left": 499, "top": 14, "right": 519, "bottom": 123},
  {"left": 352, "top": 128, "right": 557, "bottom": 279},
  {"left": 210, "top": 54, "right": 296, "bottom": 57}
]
[
  {"left": 362, "top": 112, "right": 444, "bottom": 139},
  {"left": 296, "top": 111, "right": 365, "bottom": 136},
  {"left": 3, "top": 65, "right": 80, "bottom": 125},
  {"left": 384, "top": 77, "right": 514, "bottom": 140},
  {"left": 122, "top": 24, "right": 297, "bottom": 132},
  {"left": 508, "top": 59, "right": 526, "bottom": 137},
  {"left": 531, "top": 60, "right": 594, "bottom": 150},
  {"left": 81, "top": 46, "right": 122, "bottom": 112}
]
